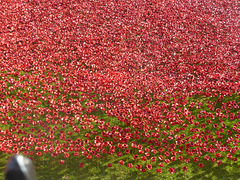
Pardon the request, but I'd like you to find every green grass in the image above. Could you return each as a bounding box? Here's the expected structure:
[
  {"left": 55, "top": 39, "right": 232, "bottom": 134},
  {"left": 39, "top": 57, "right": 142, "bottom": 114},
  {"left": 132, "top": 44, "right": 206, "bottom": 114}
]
[
  {"left": 0, "top": 70, "right": 239, "bottom": 180},
  {"left": 1, "top": 151, "right": 240, "bottom": 180}
]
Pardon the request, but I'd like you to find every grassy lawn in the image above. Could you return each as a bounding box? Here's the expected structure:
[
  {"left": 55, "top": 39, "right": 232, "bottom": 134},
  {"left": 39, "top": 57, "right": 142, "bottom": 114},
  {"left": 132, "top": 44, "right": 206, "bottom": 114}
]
[{"left": 0, "top": 76, "right": 239, "bottom": 179}]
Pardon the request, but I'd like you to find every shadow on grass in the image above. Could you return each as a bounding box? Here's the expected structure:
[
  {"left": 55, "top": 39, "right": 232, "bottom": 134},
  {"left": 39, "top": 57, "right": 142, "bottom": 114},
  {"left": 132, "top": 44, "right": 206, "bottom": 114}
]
[{"left": 186, "top": 161, "right": 240, "bottom": 180}]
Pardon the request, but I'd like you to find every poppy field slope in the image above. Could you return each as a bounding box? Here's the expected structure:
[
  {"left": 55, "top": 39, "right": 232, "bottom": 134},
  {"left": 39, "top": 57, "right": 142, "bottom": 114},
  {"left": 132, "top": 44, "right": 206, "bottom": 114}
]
[{"left": 0, "top": 0, "right": 239, "bottom": 179}]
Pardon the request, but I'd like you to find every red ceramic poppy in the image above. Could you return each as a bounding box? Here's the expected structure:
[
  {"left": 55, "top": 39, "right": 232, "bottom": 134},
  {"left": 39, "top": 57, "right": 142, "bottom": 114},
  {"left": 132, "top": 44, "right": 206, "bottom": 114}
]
[
  {"left": 182, "top": 166, "right": 187, "bottom": 172},
  {"left": 59, "top": 160, "right": 65, "bottom": 165},
  {"left": 79, "top": 163, "right": 84, "bottom": 168}
]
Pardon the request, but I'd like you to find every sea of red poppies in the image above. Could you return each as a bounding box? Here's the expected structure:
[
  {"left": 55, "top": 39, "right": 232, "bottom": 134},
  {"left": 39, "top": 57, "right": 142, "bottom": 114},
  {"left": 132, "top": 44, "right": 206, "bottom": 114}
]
[{"left": 0, "top": 0, "right": 239, "bottom": 174}]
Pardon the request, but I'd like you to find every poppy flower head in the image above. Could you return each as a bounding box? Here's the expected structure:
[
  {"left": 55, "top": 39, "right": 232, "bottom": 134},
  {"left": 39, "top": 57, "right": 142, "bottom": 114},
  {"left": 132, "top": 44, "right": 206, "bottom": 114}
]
[
  {"left": 128, "top": 163, "right": 133, "bottom": 168},
  {"left": 151, "top": 157, "right": 156, "bottom": 162},
  {"left": 182, "top": 166, "right": 187, "bottom": 172},
  {"left": 168, "top": 167, "right": 176, "bottom": 174},
  {"left": 217, "top": 160, "right": 222, "bottom": 165},
  {"left": 156, "top": 168, "right": 162, "bottom": 173},
  {"left": 59, "top": 160, "right": 65, "bottom": 165},
  {"left": 216, "top": 153, "right": 221, "bottom": 158},
  {"left": 119, "top": 160, "right": 124, "bottom": 165},
  {"left": 146, "top": 164, "right": 152, "bottom": 170},
  {"left": 136, "top": 164, "right": 142, "bottom": 170},
  {"left": 134, "top": 154, "right": 139, "bottom": 160},
  {"left": 107, "top": 163, "right": 112, "bottom": 167},
  {"left": 79, "top": 163, "right": 84, "bottom": 168},
  {"left": 198, "top": 163, "right": 203, "bottom": 168}
]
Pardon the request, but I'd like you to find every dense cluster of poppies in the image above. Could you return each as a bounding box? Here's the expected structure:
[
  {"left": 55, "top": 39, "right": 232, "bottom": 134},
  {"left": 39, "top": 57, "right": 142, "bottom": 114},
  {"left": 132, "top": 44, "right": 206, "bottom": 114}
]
[{"left": 0, "top": 0, "right": 239, "bottom": 174}]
